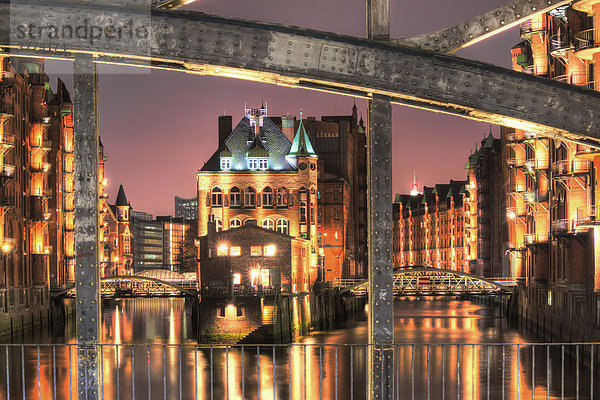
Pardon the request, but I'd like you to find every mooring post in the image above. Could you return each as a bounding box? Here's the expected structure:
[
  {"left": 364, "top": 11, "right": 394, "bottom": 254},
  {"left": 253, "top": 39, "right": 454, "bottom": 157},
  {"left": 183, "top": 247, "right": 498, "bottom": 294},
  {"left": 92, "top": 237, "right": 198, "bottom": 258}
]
[
  {"left": 73, "top": 54, "right": 101, "bottom": 400},
  {"left": 367, "top": 1, "right": 394, "bottom": 398}
]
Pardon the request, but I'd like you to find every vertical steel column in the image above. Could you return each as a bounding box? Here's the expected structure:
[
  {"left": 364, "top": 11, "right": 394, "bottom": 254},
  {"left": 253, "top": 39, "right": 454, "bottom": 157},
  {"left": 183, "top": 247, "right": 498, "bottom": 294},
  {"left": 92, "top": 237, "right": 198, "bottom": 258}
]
[
  {"left": 367, "top": 1, "right": 393, "bottom": 399},
  {"left": 73, "top": 54, "right": 100, "bottom": 400}
]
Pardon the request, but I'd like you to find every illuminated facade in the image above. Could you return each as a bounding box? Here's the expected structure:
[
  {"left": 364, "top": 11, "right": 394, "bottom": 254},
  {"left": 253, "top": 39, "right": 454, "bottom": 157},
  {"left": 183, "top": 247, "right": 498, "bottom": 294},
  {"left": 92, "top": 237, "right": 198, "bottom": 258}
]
[
  {"left": 174, "top": 196, "right": 197, "bottom": 221},
  {"left": 199, "top": 217, "right": 314, "bottom": 295},
  {"left": 156, "top": 215, "right": 189, "bottom": 272},
  {"left": 466, "top": 133, "right": 506, "bottom": 277},
  {"left": 509, "top": 3, "right": 600, "bottom": 336},
  {"left": 0, "top": 58, "right": 84, "bottom": 334},
  {"left": 100, "top": 183, "right": 133, "bottom": 277},
  {"left": 197, "top": 104, "right": 319, "bottom": 282},
  {"left": 393, "top": 180, "right": 469, "bottom": 272}
]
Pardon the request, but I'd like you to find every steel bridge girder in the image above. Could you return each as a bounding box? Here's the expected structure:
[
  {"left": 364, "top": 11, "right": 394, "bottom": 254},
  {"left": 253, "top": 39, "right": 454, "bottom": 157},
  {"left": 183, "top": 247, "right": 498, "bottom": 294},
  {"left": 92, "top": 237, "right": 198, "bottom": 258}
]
[{"left": 2, "top": 1, "right": 600, "bottom": 142}]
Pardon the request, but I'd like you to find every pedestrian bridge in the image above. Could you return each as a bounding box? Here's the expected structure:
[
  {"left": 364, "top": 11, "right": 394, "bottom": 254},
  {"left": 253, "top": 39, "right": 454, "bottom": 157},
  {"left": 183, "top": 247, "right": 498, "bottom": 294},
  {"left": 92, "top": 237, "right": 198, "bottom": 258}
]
[
  {"left": 51, "top": 269, "right": 198, "bottom": 298},
  {"left": 333, "top": 266, "right": 516, "bottom": 296}
]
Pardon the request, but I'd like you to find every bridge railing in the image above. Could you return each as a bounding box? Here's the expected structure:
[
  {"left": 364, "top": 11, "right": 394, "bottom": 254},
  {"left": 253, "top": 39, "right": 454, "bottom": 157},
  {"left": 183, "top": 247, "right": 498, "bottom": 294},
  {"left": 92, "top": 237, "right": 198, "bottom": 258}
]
[{"left": 0, "top": 342, "right": 597, "bottom": 399}]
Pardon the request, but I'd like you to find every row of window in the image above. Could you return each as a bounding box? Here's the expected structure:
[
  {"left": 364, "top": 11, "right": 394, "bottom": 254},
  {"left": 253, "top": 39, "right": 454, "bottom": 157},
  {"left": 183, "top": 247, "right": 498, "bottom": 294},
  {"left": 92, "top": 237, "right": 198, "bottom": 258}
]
[
  {"left": 216, "top": 244, "right": 277, "bottom": 257},
  {"left": 210, "top": 186, "right": 292, "bottom": 208},
  {"left": 214, "top": 217, "right": 289, "bottom": 235},
  {"left": 220, "top": 157, "right": 269, "bottom": 171}
]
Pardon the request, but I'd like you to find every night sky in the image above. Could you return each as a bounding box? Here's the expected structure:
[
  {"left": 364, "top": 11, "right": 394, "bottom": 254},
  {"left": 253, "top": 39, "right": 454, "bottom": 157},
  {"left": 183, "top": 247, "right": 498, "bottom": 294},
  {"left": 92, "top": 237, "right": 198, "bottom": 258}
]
[{"left": 44, "top": 0, "right": 518, "bottom": 216}]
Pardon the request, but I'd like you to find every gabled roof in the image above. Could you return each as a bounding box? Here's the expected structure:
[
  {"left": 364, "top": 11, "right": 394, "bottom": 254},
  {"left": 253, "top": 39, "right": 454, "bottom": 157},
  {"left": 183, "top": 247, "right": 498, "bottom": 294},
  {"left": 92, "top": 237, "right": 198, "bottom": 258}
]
[
  {"left": 201, "top": 116, "right": 294, "bottom": 171},
  {"left": 288, "top": 119, "right": 316, "bottom": 157}
]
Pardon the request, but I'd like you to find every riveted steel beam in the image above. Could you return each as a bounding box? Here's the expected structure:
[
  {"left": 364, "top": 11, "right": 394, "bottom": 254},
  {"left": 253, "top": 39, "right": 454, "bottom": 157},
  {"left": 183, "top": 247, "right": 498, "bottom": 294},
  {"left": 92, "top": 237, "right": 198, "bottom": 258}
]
[
  {"left": 400, "top": 0, "right": 571, "bottom": 53},
  {"left": 73, "top": 53, "right": 100, "bottom": 400},
  {"left": 367, "top": 2, "right": 393, "bottom": 399},
  {"left": 367, "top": 94, "right": 394, "bottom": 399},
  {"left": 2, "top": 0, "right": 600, "bottom": 143}
]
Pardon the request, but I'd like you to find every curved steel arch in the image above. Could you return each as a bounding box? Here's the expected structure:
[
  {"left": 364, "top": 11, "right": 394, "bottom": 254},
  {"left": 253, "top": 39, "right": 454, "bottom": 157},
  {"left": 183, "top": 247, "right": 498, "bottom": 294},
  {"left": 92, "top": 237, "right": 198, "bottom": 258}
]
[
  {"left": 2, "top": 0, "right": 600, "bottom": 144},
  {"left": 349, "top": 266, "right": 513, "bottom": 295},
  {"left": 102, "top": 275, "right": 197, "bottom": 297}
]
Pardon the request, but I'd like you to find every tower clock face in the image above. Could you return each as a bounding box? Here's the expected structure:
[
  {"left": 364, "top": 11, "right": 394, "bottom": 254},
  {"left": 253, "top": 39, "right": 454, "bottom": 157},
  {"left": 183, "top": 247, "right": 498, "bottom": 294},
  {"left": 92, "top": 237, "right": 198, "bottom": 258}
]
[{"left": 299, "top": 162, "right": 307, "bottom": 170}]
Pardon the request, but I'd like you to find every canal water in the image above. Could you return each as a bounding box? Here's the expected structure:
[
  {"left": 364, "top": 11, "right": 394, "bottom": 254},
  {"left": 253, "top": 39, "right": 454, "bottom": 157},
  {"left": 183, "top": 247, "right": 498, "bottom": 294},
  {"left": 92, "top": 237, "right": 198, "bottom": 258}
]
[{"left": 0, "top": 296, "right": 594, "bottom": 399}]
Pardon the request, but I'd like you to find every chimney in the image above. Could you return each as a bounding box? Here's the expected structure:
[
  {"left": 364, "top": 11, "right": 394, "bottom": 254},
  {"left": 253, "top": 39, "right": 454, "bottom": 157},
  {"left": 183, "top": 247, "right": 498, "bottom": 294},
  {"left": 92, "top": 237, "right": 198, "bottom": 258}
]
[
  {"left": 282, "top": 115, "right": 295, "bottom": 142},
  {"left": 218, "top": 115, "right": 232, "bottom": 146}
]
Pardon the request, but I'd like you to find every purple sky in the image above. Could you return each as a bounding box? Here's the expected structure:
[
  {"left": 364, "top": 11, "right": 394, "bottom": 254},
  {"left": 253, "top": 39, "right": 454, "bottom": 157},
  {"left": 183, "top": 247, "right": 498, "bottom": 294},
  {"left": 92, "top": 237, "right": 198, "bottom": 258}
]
[{"left": 45, "top": 0, "right": 518, "bottom": 216}]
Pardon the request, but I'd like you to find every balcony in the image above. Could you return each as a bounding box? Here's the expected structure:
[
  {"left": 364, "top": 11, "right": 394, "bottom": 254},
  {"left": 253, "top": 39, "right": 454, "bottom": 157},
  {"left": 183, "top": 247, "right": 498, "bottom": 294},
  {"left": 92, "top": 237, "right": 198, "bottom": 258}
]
[
  {"left": 507, "top": 182, "right": 525, "bottom": 194},
  {"left": 32, "top": 245, "right": 53, "bottom": 255},
  {"left": 506, "top": 242, "right": 525, "bottom": 251},
  {"left": 574, "top": 28, "right": 600, "bottom": 60},
  {"left": 520, "top": 19, "right": 545, "bottom": 40},
  {"left": 0, "top": 71, "right": 14, "bottom": 86},
  {"left": 506, "top": 158, "right": 524, "bottom": 169},
  {"left": 524, "top": 158, "right": 549, "bottom": 173},
  {"left": 30, "top": 188, "right": 52, "bottom": 198},
  {"left": 524, "top": 233, "right": 549, "bottom": 245},
  {"left": 552, "top": 159, "right": 591, "bottom": 176},
  {"left": 0, "top": 190, "right": 14, "bottom": 208},
  {"left": 550, "top": 33, "right": 573, "bottom": 57},
  {"left": 30, "top": 196, "right": 51, "bottom": 221},
  {"left": 0, "top": 135, "right": 14, "bottom": 156},
  {"left": 30, "top": 162, "right": 51, "bottom": 174},
  {"left": 0, "top": 164, "right": 15, "bottom": 180},
  {"left": 552, "top": 72, "right": 596, "bottom": 90},
  {"left": 551, "top": 219, "right": 577, "bottom": 235},
  {"left": 30, "top": 138, "right": 52, "bottom": 154}
]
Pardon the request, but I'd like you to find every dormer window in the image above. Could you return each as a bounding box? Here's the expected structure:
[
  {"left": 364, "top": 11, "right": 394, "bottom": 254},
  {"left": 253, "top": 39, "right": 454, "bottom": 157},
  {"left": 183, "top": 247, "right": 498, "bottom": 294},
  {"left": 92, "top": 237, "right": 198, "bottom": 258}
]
[
  {"left": 248, "top": 158, "right": 268, "bottom": 170},
  {"left": 220, "top": 158, "right": 231, "bottom": 171}
]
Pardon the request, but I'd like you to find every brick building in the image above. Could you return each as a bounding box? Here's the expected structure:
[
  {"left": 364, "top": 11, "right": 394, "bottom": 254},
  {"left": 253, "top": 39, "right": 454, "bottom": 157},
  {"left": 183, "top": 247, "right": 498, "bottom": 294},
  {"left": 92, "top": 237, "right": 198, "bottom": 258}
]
[
  {"left": 0, "top": 57, "right": 90, "bottom": 334},
  {"left": 197, "top": 104, "right": 319, "bottom": 281},
  {"left": 198, "top": 217, "right": 313, "bottom": 295},
  {"left": 393, "top": 180, "right": 468, "bottom": 272},
  {"left": 100, "top": 183, "right": 133, "bottom": 277},
  {"left": 506, "top": 2, "right": 600, "bottom": 339}
]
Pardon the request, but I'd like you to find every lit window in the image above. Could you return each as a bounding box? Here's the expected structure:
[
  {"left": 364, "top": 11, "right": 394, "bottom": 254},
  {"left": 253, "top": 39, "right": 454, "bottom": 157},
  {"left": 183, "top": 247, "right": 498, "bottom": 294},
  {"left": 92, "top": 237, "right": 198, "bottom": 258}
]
[
  {"left": 217, "top": 243, "right": 228, "bottom": 256},
  {"left": 230, "top": 218, "right": 241, "bottom": 228},
  {"left": 244, "top": 187, "right": 256, "bottom": 207},
  {"left": 247, "top": 158, "right": 268, "bottom": 170},
  {"left": 230, "top": 246, "right": 241, "bottom": 256},
  {"left": 262, "top": 218, "right": 274, "bottom": 230},
  {"left": 233, "top": 273, "right": 241, "bottom": 285},
  {"left": 261, "top": 269, "right": 270, "bottom": 286},
  {"left": 251, "top": 246, "right": 262, "bottom": 256},
  {"left": 264, "top": 245, "right": 276, "bottom": 257},
  {"left": 229, "top": 187, "right": 241, "bottom": 207},
  {"left": 211, "top": 187, "right": 222, "bottom": 206},
  {"left": 250, "top": 269, "right": 259, "bottom": 286},
  {"left": 262, "top": 187, "right": 273, "bottom": 207},
  {"left": 220, "top": 158, "right": 231, "bottom": 170},
  {"left": 276, "top": 219, "right": 288, "bottom": 235}
]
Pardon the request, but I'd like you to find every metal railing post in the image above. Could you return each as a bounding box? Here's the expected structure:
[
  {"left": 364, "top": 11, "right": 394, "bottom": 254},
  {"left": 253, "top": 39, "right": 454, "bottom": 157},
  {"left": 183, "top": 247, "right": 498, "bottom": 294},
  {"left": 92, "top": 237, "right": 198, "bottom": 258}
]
[
  {"left": 73, "top": 54, "right": 101, "bottom": 400},
  {"left": 366, "top": 0, "right": 393, "bottom": 391}
]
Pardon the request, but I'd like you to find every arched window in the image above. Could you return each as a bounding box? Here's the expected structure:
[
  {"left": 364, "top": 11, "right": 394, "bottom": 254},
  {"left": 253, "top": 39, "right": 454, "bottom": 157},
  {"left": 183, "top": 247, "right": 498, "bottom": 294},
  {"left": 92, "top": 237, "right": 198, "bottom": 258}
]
[
  {"left": 229, "top": 186, "right": 241, "bottom": 207},
  {"left": 262, "top": 218, "right": 274, "bottom": 230},
  {"left": 276, "top": 218, "right": 289, "bottom": 235},
  {"left": 215, "top": 218, "right": 223, "bottom": 232},
  {"left": 244, "top": 186, "right": 256, "bottom": 207},
  {"left": 262, "top": 186, "right": 273, "bottom": 208},
  {"left": 211, "top": 187, "right": 222, "bottom": 207},
  {"left": 276, "top": 187, "right": 287, "bottom": 207},
  {"left": 230, "top": 218, "right": 241, "bottom": 229}
]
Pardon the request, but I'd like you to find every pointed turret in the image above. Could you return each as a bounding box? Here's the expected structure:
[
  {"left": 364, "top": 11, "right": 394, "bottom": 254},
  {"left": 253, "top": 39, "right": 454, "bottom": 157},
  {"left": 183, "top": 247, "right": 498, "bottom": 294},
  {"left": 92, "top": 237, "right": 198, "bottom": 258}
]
[
  {"left": 115, "top": 183, "right": 130, "bottom": 222},
  {"left": 287, "top": 118, "right": 316, "bottom": 158},
  {"left": 116, "top": 184, "right": 129, "bottom": 207}
]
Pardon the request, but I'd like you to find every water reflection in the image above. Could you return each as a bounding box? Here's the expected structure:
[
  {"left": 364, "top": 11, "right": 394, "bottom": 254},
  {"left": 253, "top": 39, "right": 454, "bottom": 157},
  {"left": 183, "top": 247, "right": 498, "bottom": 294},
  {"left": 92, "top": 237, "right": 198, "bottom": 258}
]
[{"left": 0, "top": 297, "right": 597, "bottom": 399}]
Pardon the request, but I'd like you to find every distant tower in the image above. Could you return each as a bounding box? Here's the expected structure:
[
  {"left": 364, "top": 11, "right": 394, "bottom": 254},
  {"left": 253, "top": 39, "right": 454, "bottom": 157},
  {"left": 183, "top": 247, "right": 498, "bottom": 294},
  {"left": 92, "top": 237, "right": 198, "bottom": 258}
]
[
  {"left": 115, "top": 183, "right": 130, "bottom": 222},
  {"left": 410, "top": 171, "right": 420, "bottom": 196}
]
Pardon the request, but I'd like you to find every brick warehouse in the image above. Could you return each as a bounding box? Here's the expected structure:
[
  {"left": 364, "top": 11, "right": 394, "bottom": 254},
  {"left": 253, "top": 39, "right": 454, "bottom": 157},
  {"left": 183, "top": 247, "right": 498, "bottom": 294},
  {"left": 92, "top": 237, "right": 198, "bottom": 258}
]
[
  {"left": 197, "top": 103, "right": 366, "bottom": 284},
  {"left": 198, "top": 217, "right": 313, "bottom": 295}
]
